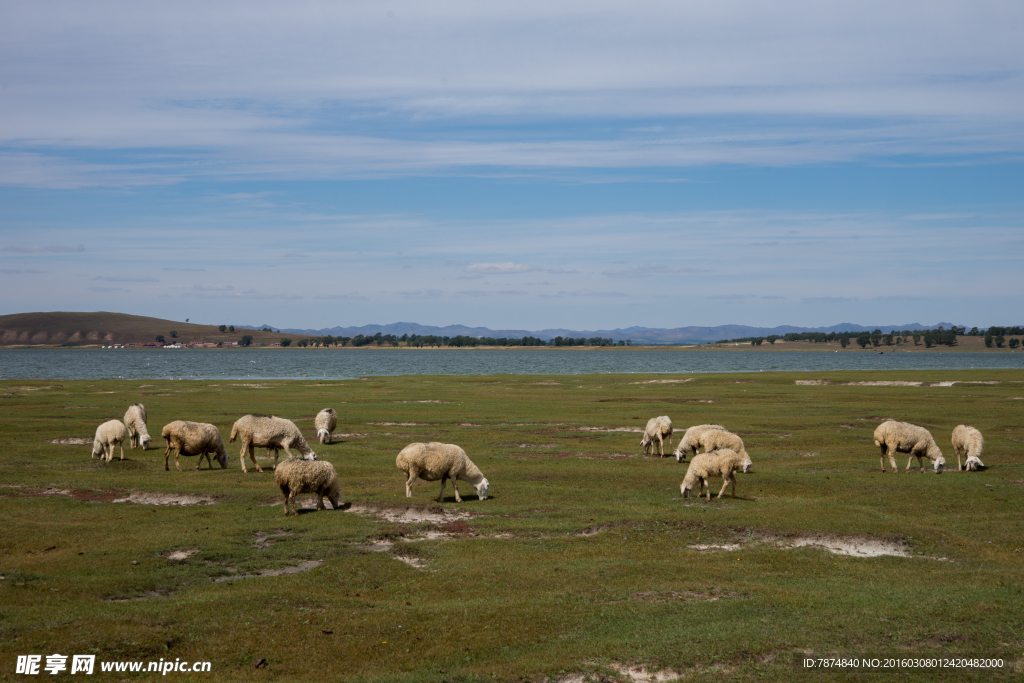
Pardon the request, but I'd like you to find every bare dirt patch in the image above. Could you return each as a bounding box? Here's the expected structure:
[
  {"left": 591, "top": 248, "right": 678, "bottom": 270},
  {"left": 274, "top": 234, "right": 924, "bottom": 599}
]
[
  {"left": 629, "top": 378, "right": 693, "bottom": 385},
  {"left": 164, "top": 548, "right": 200, "bottom": 561},
  {"left": 367, "top": 421, "right": 431, "bottom": 426},
  {"left": 253, "top": 530, "right": 293, "bottom": 549},
  {"left": 690, "top": 532, "right": 927, "bottom": 559},
  {"left": 1, "top": 487, "right": 127, "bottom": 503},
  {"left": 571, "top": 426, "right": 644, "bottom": 433},
  {"left": 112, "top": 491, "right": 220, "bottom": 506},
  {"left": 633, "top": 589, "right": 736, "bottom": 603},
  {"left": 47, "top": 438, "right": 92, "bottom": 445},
  {"left": 213, "top": 560, "right": 322, "bottom": 582},
  {"left": 347, "top": 503, "right": 472, "bottom": 524}
]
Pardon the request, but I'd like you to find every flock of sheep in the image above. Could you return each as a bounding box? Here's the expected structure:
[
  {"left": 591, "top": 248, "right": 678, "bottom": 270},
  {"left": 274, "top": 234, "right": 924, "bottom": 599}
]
[{"left": 88, "top": 404, "right": 987, "bottom": 514}]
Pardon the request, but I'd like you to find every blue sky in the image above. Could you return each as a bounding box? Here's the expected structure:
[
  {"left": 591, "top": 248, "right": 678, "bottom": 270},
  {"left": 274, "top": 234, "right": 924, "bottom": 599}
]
[{"left": 1, "top": 0, "right": 1021, "bottom": 330}]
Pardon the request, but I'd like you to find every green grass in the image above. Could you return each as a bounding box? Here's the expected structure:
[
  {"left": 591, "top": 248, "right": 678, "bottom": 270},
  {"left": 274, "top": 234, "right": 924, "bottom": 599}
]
[{"left": 1, "top": 372, "right": 1022, "bottom": 681}]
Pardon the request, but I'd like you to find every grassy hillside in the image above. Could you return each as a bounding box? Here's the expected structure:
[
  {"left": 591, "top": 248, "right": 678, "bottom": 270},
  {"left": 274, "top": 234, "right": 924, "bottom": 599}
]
[
  {"left": 0, "top": 311, "right": 303, "bottom": 347},
  {"left": 0, "top": 372, "right": 1021, "bottom": 681}
]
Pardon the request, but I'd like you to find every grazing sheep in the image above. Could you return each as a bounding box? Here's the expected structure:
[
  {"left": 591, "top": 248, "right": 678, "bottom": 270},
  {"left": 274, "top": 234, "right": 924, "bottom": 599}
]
[
  {"left": 680, "top": 448, "right": 748, "bottom": 500},
  {"left": 315, "top": 408, "right": 337, "bottom": 444},
  {"left": 695, "top": 429, "right": 752, "bottom": 472},
  {"left": 229, "top": 414, "right": 317, "bottom": 473},
  {"left": 640, "top": 416, "right": 673, "bottom": 457},
  {"left": 123, "top": 403, "right": 151, "bottom": 450},
  {"left": 92, "top": 420, "right": 127, "bottom": 462},
  {"left": 952, "top": 425, "right": 986, "bottom": 471},
  {"left": 396, "top": 442, "right": 489, "bottom": 503},
  {"left": 673, "top": 424, "right": 726, "bottom": 462},
  {"left": 873, "top": 420, "right": 945, "bottom": 474},
  {"left": 274, "top": 458, "right": 342, "bottom": 516},
  {"left": 161, "top": 421, "right": 229, "bottom": 471}
]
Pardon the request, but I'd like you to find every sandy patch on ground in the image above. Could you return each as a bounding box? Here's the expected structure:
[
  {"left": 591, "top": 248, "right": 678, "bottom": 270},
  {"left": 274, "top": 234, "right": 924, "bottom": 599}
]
[
  {"left": 112, "top": 491, "right": 219, "bottom": 506},
  {"left": 633, "top": 589, "right": 736, "bottom": 603},
  {"left": 47, "top": 437, "right": 92, "bottom": 445},
  {"left": 572, "top": 426, "right": 644, "bottom": 433},
  {"left": 690, "top": 533, "right": 928, "bottom": 559},
  {"left": 797, "top": 379, "right": 1001, "bottom": 388},
  {"left": 230, "top": 383, "right": 271, "bottom": 388},
  {"left": 629, "top": 378, "right": 693, "bottom": 385},
  {"left": 0, "top": 486, "right": 128, "bottom": 502},
  {"left": 164, "top": 548, "right": 200, "bottom": 561},
  {"left": 213, "top": 560, "right": 322, "bottom": 582},
  {"left": 347, "top": 503, "right": 471, "bottom": 524},
  {"left": 690, "top": 543, "right": 743, "bottom": 552},
  {"left": 253, "top": 530, "right": 293, "bottom": 549},
  {"left": 367, "top": 421, "right": 431, "bottom": 426}
]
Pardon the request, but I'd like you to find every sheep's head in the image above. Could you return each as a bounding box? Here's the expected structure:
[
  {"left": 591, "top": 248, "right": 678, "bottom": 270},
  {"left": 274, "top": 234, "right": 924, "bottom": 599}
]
[
  {"left": 673, "top": 448, "right": 685, "bottom": 463},
  {"left": 680, "top": 474, "right": 698, "bottom": 498},
  {"left": 302, "top": 450, "right": 318, "bottom": 461},
  {"left": 740, "top": 453, "right": 753, "bottom": 473},
  {"left": 91, "top": 442, "right": 104, "bottom": 458},
  {"left": 932, "top": 455, "right": 945, "bottom": 474},
  {"left": 216, "top": 449, "right": 229, "bottom": 469},
  {"left": 317, "top": 428, "right": 330, "bottom": 444},
  {"left": 140, "top": 434, "right": 152, "bottom": 450},
  {"left": 474, "top": 478, "right": 490, "bottom": 500},
  {"left": 964, "top": 456, "right": 985, "bottom": 471}
]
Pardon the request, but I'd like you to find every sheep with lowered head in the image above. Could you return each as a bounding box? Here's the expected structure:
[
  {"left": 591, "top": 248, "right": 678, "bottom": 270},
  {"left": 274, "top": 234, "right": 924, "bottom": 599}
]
[
  {"left": 396, "top": 442, "right": 489, "bottom": 503},
  {"left": 123, "top": 403, "right": 151, "bottom": 450},
  {"left": 640, "top": 416, "right": 673, "bottom": 457},
  {"left": 680, "top": 448, "right": 748, "bottom": 500},
  {"left": 951, "top": 425, "right": 986, "bottom": 471},
  {"left": 873, "top": 420, "right": 945, "bottom": 474},
  {"left": 274, "top": 458, "right": 343, "bottom": 516},
  {"left": 230, "top": 414, "right": 316, "bottom": 473},
  {"left": 315, "top": 408, "right": 337, "bottom": 444},
  {"left": 92, "top": 420, "right": 127, "bottom": 462},
  {"left": 673, "top": 424, "right": 726, "bottom": 462},
  {"left": 161, "top": 421, "right": 229, "bottom": 471},
  {"left": 695, "top": 429, "right": 752, "bottom": 472}
]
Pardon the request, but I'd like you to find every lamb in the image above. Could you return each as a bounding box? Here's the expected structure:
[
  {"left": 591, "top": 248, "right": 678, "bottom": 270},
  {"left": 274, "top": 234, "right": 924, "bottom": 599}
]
[
  {"left": 680, "top": 448, "right": 748, "bottom": 500},
  {"left": 123, "top": 403, "right": 151, "bottom": 450},
  {"left": 396, "top": 442, "right": 489, "bottom": 503},
  {"left": 639, "top": 416, "right": 673, "bottom": 457},
  {"left": 160, "top": 420, "right": 229, "bottom": 471},
  {"left": 315, "top": 408, "right": 337, "bottom": 444},
  {"left": 91, "top": 420, "right": 127, "bottom": 462},
  {"left": 951, "top": 425, "right": 985, "bottom": 471},
  {"left": 873, "top": 420, "right": 945, "bottom": 474},
  {"left": 229, "top": 414, "right": 317, "bottom": 473},
  {"left": 673, "top": 424, "right": 726, "bottom": 462},
  {"left": 274, "top": 458, "right": 343, "bottom": 516}
]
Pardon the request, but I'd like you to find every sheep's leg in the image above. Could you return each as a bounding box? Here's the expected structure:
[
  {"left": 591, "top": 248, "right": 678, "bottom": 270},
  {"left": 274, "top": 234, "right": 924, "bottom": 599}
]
[
  {"left": 657, "top": 434, "right": 664, "bottom": 457},
  {"left": 247, "top": 442, "right": 262, "bottom": 473},
  {"left": 118, "top": 441, "right": 124, "bottom": 460},
  {"left": 717, "top": 474, "right": 734, "bottom": 499},
  {"left": 405, "top": 470, "right": 417, "bottom": 497},
  {"left": 239, "top": 442, "right": 249, "bottom": 473},
  {"left": 316, "top": 492, "right": 326, "bottom": 510},
  {"left": 705, "top": 477, "right": 712, "bottom": 501},
  {"left": 281, "top": 442, "right": 293, "bottom": 462},
  {"left": 327, "top": 493, "right": 340, "bottom": 509},
  {"left": 451, "top": 476, "right": 463, "bottom": 503},
  {"left": 887, "top": 448, "right": 898, "bottom": 473},
  {"left": 286, "top": 491, "right": 297, "bottom": 516},
  {"left": 437, "top": 477, "right": 447, "bottom": 503},
  {"left": 956, "top": 447, "right": 963, "bottom": 472},
  {"left": 164, "top": 444, "right": 172, "bottom": 471}
]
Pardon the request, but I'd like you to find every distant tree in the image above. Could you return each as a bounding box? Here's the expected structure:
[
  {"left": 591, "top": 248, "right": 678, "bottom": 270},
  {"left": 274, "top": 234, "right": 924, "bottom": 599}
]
[
  {"left": 239, "top": 335, "right": 253, "bottom": 347},
  {"left": 228, "top": 325, "right": 235, "bottom": 332},
  {"left": 170, "top": 330, "right": 178, "bottom": 338},
  {"left": 1008, "top": 338, "right": 1020, "bottom": 349},
  {"left": 626, "top": 340, "right": 632, "bottom": 346},
  {"left": 856, "top": 333, "right": 870, "bottom": 349},
  {"left": 219, "top": 325, "right": 226, "bottom": 332},
  {"left": 767, "top": 335, "right": 778, "bottom": 344},
  {"left": 280, "top": 338, "right": 292, "bottom": 347},
  {"left": 840, "top": 336, "right": 849, "bottom": 348},
  {"left": 984, "top": 334, "right": 993, "bottom": 348},
  {"left": 969, "top": 327, "right": 980, "bottom": 336},
  {"left": 155, "top": 335, "right": 165, "bottom": 344},
  {"left": 185, "top": 318, "right": 189, "bottom": 323},
  {"left": 912, "top": 333, "right": 921, "bottom": 345},
  {"left": 996, "top": 335, "right": 1005, "bottom": 348}
]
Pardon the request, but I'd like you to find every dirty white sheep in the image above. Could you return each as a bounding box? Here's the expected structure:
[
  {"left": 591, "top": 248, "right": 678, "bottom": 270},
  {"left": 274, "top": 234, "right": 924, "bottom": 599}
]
[
  {"left": 123, "top": 403, "right": 151, "bottom": 450},
  {"left": 951, "top": 425, "right": 985, "bottom": 471},
  {"left": 640, "top": 416, "right": 673, "bottom": 457},
  {"left": 695, "top": 429, "right": 752, "bottom": 472},
  {"left": 274, "top": 458, "right": 343, "bottom": 516},
  {"left": 396, "top": 442, "right": 489, "bottom": 503},
  {"left": 680, "top": 448, "right": 749, "bottom": 500},
  {"left": 92, "top": 420, "right": 127, "bottom": 462},
  {"left": 673, "top": 424, "right": 726, "bottom": 462},
  {"left": 873, "top": 420, "right": 945, "bottom": 474},
  {"left": 161, "top": 420, "right": 229, "bottom": 471},
  {"left": 229, "top": 414, "right": 316, "bottom": 473},
  {"left": 315, "top": 408, "right": 337, "bottom": 444}
]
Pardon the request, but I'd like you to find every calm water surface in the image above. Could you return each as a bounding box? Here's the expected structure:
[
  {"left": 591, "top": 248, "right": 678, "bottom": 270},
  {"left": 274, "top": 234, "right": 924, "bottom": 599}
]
[{"left": 1, "top": 348, "right": 1022, "bottom": 379}]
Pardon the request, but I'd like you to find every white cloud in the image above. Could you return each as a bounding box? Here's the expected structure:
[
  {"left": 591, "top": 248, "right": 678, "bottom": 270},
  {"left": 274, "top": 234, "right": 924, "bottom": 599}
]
[
  {"left": 93, "top": 275, "right": 158, "bottom": 282},
  {"left": 464, "top": 262, "right": 535, "bottom": 274}
]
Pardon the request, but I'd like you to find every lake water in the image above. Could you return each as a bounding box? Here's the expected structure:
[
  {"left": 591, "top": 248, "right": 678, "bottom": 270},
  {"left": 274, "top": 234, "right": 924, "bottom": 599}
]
[{"left": 1, "top": 348, "right": 1022, "bottom": 380}]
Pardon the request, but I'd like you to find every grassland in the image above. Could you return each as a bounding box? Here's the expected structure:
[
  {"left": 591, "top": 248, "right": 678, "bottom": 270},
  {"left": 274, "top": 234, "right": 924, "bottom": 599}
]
[{"left": 1, "top": 372, "right": 1022, "bottom": 682}]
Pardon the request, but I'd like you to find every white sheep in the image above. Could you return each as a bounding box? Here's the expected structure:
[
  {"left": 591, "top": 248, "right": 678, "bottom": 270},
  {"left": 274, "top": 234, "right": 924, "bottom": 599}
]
[
  {"left": 91, "top": 420, "right": 127, "bottom": 462},
  {"left": 229, "top": 414, "right": 317, "bottom": 473},
  {"left": 873, "top": 420, "right": 945, "bottom": 474},
  {"left": 673, "top": 424, "right": 726, "bottom": 462},
  {"left": 396, "top": 442, "right": 489, "bottom": 503},
  {"left": 951, "top": 425, "right": 985, "bottom": 471},
  {"left": 695, "top": 429, "right": 752, "bottom": 472},
  {"left": 161, "top": 420, "right": 229, "bottom": 471},
  {"left": 274, "top": 458, "right": 343, "bottom": 516},
  {"left": 640, "top": 416, "right": 673, "bottom": 457},
  {"left": 315, "top": 408, "right": 337, "bottom": 444},
  {"left": 123, "top": 403, "right": 151, "bottom": 450},
  {"left": 680, "top": 448, "right": 748, "bottom": 500}
]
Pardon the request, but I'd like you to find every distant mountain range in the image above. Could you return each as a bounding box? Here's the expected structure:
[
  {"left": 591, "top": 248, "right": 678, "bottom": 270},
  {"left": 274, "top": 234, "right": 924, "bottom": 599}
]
[{"left": 238, "top": 321, "right": 958, "bottom": 345}]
